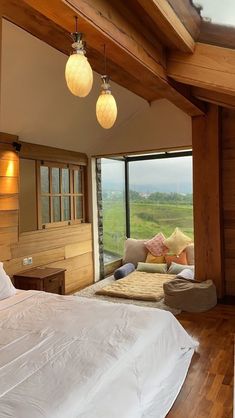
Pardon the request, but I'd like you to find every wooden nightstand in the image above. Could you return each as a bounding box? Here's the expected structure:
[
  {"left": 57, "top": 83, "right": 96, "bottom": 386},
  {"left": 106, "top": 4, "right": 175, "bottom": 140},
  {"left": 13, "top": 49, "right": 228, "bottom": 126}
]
[{"left": 13, "top": 267, "right": 66, "bottom": 295}]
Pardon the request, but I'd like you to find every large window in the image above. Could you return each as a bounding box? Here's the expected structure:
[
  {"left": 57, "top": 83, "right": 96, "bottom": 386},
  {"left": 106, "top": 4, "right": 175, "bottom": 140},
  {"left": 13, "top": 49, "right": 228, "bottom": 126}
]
[
  {"left": 99, "top": 151, "right": 193, "bottom": 266},
  {"left": 101, "top": 158, "right": 126, "bottom": 262},
  {"left": 128, "top": 155, "right": 193, "bottom": 239}
]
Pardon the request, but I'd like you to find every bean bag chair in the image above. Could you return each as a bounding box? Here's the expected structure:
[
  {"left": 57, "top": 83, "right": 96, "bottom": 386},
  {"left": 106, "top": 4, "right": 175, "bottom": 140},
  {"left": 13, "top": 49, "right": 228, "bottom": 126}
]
[{"left": 163, "top": 278, "right": 217, "bottom": 312}]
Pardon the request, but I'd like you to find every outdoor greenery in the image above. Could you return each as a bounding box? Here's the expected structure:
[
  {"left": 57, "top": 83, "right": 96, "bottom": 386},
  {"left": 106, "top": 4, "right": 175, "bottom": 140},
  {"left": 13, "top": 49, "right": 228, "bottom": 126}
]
[{"left": 102, "top": 190, "right": 194, "bottom": 258}]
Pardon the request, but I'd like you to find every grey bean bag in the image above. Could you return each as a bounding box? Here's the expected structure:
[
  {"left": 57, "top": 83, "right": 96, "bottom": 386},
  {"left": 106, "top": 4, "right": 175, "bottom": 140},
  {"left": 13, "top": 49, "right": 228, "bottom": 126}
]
[{"left": 163, "top": 278, "right": 217, "bottom": 312}]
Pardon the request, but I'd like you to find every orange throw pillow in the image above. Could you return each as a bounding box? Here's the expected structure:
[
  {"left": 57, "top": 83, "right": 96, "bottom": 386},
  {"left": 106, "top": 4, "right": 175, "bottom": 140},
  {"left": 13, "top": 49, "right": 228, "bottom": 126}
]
[
  {"left": 165, "top": 251, "right": 187, "bottom": 266},
  {"left": 145, "top": 252, "right": 165, "bottom": 264}
]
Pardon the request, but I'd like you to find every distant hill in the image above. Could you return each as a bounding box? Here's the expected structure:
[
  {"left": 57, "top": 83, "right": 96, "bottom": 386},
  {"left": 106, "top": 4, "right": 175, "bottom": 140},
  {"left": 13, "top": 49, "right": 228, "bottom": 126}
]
[{"left": 102, "top": 180, "right": 192, "bottom": 195}]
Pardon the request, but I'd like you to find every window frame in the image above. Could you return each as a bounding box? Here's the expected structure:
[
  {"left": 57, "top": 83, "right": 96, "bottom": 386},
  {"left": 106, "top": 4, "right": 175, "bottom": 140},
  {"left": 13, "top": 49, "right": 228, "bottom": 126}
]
[{"left": 37, "top": 161, "right": 85, "bottom": 229}]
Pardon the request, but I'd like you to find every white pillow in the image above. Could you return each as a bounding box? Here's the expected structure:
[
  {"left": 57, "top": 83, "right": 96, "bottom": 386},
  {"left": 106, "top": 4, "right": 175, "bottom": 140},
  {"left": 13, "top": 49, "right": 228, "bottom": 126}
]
[{"left": 0, "top": 262, "right": 16, "bottom": 300}]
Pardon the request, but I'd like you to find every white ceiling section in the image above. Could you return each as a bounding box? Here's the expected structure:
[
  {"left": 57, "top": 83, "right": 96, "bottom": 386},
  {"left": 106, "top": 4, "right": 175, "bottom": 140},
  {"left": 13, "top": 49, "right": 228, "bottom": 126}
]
[
  {"left": 0, "top": 19, "right": 191, "bottom": 156},
  {"left": 0, "top": 20, "right": 147, "bottom": 152}
]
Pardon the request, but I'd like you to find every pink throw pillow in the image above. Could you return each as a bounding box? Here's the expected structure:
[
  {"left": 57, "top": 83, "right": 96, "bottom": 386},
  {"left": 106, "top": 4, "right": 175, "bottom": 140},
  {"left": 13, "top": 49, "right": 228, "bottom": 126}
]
[{"left": 145, "top": 233, "right": 168, "bottom": 257}]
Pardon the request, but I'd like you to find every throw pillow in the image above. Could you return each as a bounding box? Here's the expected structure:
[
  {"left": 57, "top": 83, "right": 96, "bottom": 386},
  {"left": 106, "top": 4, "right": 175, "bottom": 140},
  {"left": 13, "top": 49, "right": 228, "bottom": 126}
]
[
  {"left": 145, "top": 252, "right": 165, "bottom": 264},
  {"left": 168, "top": 261, "right": 194, "bottom": 275},
  {"left": 185, "top": 243, "right": 194, "bottom": 265},
  {"left": 165, "top": 251, "right": 187, "bottom": 266},
  {"left": 0, "top": 262, "right": 16, "bottom": 300},
  {"left": 114, "top": 263, "right": 135, "bottom": 280},
  {"left": 145, "top": 232, "right": 168, "bottom": 257},
  {"left": 123, "top": 238, "right": 148, "bottom": 267},
  {"left": 163, "top": 228, "right": 192, "bottom": 256},
  {"left": 136, "top": 262, "right": 168, "bottom": 274}
]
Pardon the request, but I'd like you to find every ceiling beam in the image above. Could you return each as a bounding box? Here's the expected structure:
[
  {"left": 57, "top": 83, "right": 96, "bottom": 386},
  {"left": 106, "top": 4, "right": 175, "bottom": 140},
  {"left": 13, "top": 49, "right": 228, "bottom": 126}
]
[
  {"left": 135, "top": 0, "right": 195, "bottom": 53},
  {"left": 167, "top": 0, "right": 201, "bottom": 39},
  {"left": 168, "top": 42, "right": 235, "bottom": 97},
  {"left": 193, "top": 87, "right": 235, "bottom": 110},
  {"left": 18, "top": 0, "right": 205, "bottom": 116}
]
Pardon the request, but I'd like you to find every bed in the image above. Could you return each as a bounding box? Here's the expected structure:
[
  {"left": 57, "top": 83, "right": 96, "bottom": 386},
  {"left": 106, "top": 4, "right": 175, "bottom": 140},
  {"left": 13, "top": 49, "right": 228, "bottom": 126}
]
[{"left": 0, "top": 290, "right": 198, "bottom": 418}]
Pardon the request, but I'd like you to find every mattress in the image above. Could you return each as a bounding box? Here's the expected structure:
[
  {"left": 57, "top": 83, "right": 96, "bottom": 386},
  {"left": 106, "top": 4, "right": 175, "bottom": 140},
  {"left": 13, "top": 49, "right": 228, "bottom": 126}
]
[
  {"left": 96, "top": 270, "right": 175, "bottom": 301},
  {"left": 0, "top": 290, "right": 198, "bottom": 418}
]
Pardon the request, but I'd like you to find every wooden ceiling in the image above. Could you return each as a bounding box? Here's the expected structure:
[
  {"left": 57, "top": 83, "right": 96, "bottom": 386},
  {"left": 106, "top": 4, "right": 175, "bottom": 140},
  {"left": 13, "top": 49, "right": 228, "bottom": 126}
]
[{"left": 1, "top": 0, "right": 235, "bottom": 114}]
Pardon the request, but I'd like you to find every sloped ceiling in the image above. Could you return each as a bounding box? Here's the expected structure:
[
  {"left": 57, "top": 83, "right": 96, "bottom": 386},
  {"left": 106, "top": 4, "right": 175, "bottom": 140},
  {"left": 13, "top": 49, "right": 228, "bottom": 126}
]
[{"left": 0, "top": 19, "right": 148, "bottom": 154}]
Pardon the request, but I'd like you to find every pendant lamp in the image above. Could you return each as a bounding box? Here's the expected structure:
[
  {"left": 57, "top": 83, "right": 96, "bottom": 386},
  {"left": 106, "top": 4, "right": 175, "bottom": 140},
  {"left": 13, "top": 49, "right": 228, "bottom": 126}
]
[
  {"left": 65, "top": 17, "right": 93, "bottom": 97},
  {"left": 96, "top": 46, "right": 117, "bottom": 129}
]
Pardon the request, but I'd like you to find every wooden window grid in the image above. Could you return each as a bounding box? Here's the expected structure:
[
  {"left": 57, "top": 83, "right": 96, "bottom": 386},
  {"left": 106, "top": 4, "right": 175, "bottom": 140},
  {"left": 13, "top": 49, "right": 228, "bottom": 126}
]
[{"left": 37, "top": 161, "right": 85, "bottom": 229}]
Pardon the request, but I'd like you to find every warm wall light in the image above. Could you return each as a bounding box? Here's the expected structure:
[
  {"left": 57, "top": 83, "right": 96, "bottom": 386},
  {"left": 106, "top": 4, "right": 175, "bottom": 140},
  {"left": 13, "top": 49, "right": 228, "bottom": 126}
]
[
  {"left": 6, "top": 160, "right": 15, "bottom": 177},
  {"left": 96, "top": 75, "right": 117, "bottom": 129},
  {"left": 65, "top": 17, "right": 93, "bottom": 97}
]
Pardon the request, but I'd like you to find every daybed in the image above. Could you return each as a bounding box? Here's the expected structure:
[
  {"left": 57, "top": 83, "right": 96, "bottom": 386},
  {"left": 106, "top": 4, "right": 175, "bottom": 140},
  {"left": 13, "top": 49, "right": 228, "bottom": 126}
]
[{"left": 0, "top": 263, "right": 198, "bottom": 418}]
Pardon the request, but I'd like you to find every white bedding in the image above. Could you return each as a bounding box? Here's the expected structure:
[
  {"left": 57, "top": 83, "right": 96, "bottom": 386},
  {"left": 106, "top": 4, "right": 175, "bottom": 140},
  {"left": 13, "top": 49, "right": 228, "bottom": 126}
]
[{"left": 0, "top": 291, "right": 198, "bottom": 418}]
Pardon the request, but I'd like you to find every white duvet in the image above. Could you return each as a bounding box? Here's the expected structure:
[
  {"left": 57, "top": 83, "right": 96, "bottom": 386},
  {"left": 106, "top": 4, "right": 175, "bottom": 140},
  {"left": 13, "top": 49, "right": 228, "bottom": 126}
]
[{"left": 0, "top": 291, "right": 198, "bottom": 418}]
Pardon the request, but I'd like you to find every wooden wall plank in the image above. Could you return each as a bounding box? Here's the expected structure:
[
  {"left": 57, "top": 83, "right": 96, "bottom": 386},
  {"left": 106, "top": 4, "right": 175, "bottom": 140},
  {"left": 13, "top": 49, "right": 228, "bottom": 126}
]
[
  {"left": 0, "top": 177, "right": 18, "bottom": 194},
  {"left": 65, "top": 240, "right": 92, "bottom": 259},
  {"left": 221, "top": 108, "right": 235, "bottom": 295},
  {"left": 65, "top": 264, "right": 93, "bottom": 294},
  {"left": 0, "top": 245, "right": 11, "bottom": 261},
  {"left": 11, "top": 224, "right": 91, "bottom": 258},
  {"left": 4, "top": 247, "right": 65, "bottom": 276},
  {"left": 0, "top": 196, "right": 18, "bottom": 211},
  {"left": 0, "top": 227, "right": 18, "bottom": 246},
  {"left": 192, "top": 104, "right": 224, "bottom": 297},
  {"left": 0, "top": 211, "right": 18, "bottom": 227},
  {"left": 46, "top": 252, "right": 93, "bottom": 272}
]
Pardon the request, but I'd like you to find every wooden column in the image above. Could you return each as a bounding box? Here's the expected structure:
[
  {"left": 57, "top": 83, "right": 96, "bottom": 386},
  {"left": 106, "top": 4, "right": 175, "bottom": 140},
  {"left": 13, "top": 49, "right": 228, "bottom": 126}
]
[{"left": 192, "top": 104, "right": 224, "bottom": 297}]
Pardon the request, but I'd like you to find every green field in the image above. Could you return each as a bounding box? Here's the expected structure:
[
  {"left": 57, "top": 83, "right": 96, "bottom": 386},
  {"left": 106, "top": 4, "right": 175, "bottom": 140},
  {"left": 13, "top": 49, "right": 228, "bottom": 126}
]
[{"left": 103, "top": 200, "right": 194, "bottom": 257}]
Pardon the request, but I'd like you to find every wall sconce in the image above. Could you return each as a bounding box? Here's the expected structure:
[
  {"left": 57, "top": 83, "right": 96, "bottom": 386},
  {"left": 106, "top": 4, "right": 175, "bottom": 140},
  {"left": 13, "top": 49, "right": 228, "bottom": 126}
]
[
  {"left": 65, "top": 17, "right": 93, "bottom": 97},
  {"left": 96, "top": 45, "right": 117, "bottom": 129}
]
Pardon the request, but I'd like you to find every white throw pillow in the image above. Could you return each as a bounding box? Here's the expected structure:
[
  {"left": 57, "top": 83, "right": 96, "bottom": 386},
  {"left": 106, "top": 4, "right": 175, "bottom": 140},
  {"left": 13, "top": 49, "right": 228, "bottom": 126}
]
[
  {"left": 123, "top": 238, "right": 148, "bottom": 267},
  {"left": 0, "top": 262, "right": 16, "bottom": 300}
]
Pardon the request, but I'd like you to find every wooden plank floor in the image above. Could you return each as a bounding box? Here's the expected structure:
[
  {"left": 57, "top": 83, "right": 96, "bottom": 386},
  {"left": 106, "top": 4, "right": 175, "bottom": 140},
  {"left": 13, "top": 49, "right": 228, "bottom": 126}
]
[{"left": 167, "top": 304, "right": 234, "bottom": 418}]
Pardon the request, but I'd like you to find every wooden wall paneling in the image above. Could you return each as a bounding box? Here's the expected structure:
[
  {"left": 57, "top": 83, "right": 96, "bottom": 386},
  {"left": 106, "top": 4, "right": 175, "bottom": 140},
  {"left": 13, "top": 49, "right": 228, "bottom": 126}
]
[
  {"left": 11, "top": 223, "right": 92, "bottom": 258},
  {"left": 0, "top": 245, "right": 11, "bottom": 261},
  {"left": 4, "top": 247, "right": 65, "bottom": 276},
  {"left": 0, "top": 137, "right": 19, "bottom": 253},
  {"left": 65, "top": 240, "right": 92, "bottom": 259},
  {"left": 0, "top": 195, "right": 19, "bottom": 211},
  {"left": 65, "top": 264, "right": 93, "bottom": 294},
  {"left": 221, "top": 108, "right": 235, "bottom": 295},
  {"left": 192, "top": 104, "right": 224, "bottom": 297}
]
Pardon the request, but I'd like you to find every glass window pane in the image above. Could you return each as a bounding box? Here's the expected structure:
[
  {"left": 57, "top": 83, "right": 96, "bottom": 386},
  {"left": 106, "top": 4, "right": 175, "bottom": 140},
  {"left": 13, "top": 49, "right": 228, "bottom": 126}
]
[
  {"left": 76, "top": 196, "right": 83, "bottom": 219},
  {"left": 100, "top": 158, "right": 126, "bottom": 262},
  {"left": 41, "top": 196, "right": 50, "bottom": 224},
  {"left": 62, "top": 169, "right": 70, "bottom": 193},
  {"left": 63, "top": 196, "right": 71, "bottom": 221},
  {"left": 129, "top": 156, "right": 193, "bottom": 240},
  {"left": 40, "top": 166, "right": 49, "bottom": 193},
  {"left": 53, "top": 196, "right": 61, "bottom": 222},
  {"left": 52, "top": 167, "right": 60, "bottom": 194},
  {"left": 74, "top": 170, "right": 82, "bottom": 193}
]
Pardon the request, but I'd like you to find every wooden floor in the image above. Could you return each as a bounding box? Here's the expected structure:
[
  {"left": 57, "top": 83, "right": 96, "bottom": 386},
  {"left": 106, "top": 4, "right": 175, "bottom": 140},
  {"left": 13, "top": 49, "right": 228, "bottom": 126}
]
[{"left": 167, "top": 304, "right": 234, "bottom": 418}]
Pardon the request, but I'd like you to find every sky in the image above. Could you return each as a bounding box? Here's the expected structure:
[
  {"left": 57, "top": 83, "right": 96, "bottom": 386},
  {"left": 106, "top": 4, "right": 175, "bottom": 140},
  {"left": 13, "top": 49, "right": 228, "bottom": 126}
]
[
  {"left": 193, "top": 0, "right": 235, "bottom": 26},
  {"left": 101, "top": 156, "right": 193, "bottom": 194}
]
